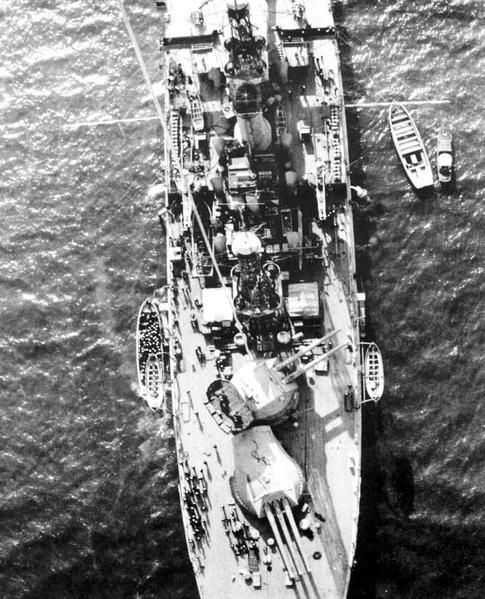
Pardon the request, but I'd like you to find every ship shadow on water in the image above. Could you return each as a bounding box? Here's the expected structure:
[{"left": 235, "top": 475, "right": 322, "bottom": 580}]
[
  {"left": 331, "top": 3, "right": 485, "bottom": 598},
  {"left": 350, "top": 403, "right": 485, "bottom": 598},
  {"left": 334, "top": 7, "right": 415, "bottom": 599},
  {"left": 345, "top": 393, "right": 417, "bottom": 599}
]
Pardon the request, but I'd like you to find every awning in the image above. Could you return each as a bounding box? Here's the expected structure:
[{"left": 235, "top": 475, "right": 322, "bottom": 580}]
[
  {"left": 202, "top": 287, "right": 233, "bottom": 323},
  {"left": 288, "top": 282, "right": 320, "bottom": 318}
]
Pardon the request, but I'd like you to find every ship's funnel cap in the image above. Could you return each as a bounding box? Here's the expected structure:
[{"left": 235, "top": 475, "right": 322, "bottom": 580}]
[
  {"left": 234, "top": 83, "right": 259, "bottom": 114},
  {"left": 232, "top": 231, "right": 262, "bottom": 256}
]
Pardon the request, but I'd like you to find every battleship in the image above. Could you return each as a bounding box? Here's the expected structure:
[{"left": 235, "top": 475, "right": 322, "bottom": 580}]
[{"left": 132, "top": 0, "right": 384, "bottom": 596}]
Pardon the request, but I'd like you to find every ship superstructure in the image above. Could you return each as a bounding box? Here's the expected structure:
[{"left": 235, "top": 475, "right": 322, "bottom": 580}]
[{"left": 154, "top": 1, "right": 376, "bottom": 596}]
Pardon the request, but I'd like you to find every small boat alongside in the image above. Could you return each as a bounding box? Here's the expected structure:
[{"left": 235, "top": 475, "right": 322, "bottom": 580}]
[
  {"left": 436, "top": 125, "right": 453, "bottom": 185},
  {"left": 136, "top": 298, "right": 165, "bottom": 410},
  {"left": 389, "top": 103, "right": 434, "bottom": 190},
  {"left": 144, "top": 354, "right": 164, "bottom": 411},
  {"left": 364, "top": 342, "right": 384, "bottom": 401}
]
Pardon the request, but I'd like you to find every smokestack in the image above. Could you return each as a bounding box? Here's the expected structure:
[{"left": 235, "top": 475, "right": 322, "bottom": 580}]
[
  {"left": 235, "top": 113, "right": 272, "bottom": 152},
  {"left": 232, "top": 82, "right": 272, "bottom": 152}
]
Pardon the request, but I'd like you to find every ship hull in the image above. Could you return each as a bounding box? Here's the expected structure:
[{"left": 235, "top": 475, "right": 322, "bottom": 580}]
[{"left": 159, "top": 1, "right": 362, "bottom": 597}]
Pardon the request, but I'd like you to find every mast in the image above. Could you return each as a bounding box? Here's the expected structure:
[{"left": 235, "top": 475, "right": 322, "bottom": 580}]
[{"left": 116, "top": 0, "right": 247, "bottom": 341}]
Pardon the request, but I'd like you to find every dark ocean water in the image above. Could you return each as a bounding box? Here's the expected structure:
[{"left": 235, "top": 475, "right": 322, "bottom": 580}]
[{"left": 0, "top": 1, "right": 483, "bottom": 598}]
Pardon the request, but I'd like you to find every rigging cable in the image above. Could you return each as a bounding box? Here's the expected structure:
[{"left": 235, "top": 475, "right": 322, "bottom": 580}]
[{"left": 115, "top": 0, "right": 246, "bottom": 338}]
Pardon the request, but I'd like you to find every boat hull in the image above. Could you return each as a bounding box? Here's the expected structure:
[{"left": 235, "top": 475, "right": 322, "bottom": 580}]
[
  {"left": 437, "top": 126, "right": 453, "bottom": 184},
  {"left": 135, "top": 298, "right": 164, "bottom": 405},
  {"left": 143, "top": 354, "right": 165, "bottom": 411},
  {"left": 364, "top": 342, "right": 384, "bottom": 401},
  {"left": 389, "top": 103, "right": 434, "bottom": 190}
]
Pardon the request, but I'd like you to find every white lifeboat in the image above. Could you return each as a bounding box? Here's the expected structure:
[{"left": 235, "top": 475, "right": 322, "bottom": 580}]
[
  {"left": 364, "top": 342, "right": 384, "bottom": 401},
  {"left": 388, "top": 103, "right": 433, "bottom": 190},
  {"left": 143, "top": 354, "right": 165, "bottom": 411}
]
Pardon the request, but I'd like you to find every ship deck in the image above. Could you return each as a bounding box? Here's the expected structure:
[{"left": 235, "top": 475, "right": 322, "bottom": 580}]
[
  {"left": 160, "top": 1, "right": 362, "bottom": 597},
  {"left": 170, "top": 245, "right": 360, "bottom": 598}
]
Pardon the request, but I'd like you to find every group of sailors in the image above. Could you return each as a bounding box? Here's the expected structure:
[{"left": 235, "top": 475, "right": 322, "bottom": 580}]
[
  {"left": 181, "top": 458, "right": 209, "bottom": 543},
  {"left": 214, "top": 387, "right": 244, "bottom": 432},
  {"left": 140, "top": 310, "right": 162, "bottom": 366},
  {"left": 167, "top": 62, "right": 192, "bottom": 93},
  {"left": 292, "top": 1, "right": 306, "bottom": 21},
  {"left": 215, "top": 352, "right": 232, "bottom": 379},
  {"left": 221, "top": 506, "right": 262, "bottom": 563}
]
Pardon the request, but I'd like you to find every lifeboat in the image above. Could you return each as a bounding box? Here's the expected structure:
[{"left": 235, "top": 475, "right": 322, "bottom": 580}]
[
  {"left": 364, "top": 342, "right": 384, "bottom": 401},
  {"left": 144, "top": 354, "right": 165, "bottom": 411}
]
